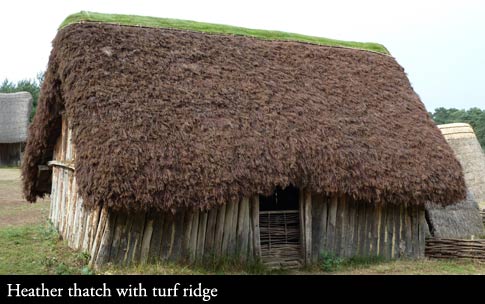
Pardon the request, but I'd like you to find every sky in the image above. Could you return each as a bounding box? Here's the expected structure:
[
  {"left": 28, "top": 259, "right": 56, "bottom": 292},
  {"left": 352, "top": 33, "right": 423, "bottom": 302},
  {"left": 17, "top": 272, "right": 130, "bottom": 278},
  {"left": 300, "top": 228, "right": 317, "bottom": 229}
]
[{"left": 0, "top": 0, "right": 484, "bottom": 111}]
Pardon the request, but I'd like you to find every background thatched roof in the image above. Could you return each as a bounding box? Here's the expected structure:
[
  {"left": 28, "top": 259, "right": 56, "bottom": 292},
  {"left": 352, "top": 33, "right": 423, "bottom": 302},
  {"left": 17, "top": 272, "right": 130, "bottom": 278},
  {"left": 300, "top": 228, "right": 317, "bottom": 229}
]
[
  {"left": 0, "top": 92, "right": 32, "bottom": 143},
  {"left": 439, "top": 123, "right": 485, "bottom": 206},
  {"left": 426, "top": 192, "right": 484, "bottom": 239},
  {"left": 22, "top": 22, "right": 466, "bottom": 211}
]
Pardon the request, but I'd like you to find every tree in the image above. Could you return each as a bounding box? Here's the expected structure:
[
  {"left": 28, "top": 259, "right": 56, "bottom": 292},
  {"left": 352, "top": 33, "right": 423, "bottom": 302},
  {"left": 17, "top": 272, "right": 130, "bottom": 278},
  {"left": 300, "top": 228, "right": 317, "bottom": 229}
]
[
  {"left": 0, "top": 72, "right": 44, "bottom": 121},
  {"left": 429, "top": 107, "right": 485, "bottom": 150}
]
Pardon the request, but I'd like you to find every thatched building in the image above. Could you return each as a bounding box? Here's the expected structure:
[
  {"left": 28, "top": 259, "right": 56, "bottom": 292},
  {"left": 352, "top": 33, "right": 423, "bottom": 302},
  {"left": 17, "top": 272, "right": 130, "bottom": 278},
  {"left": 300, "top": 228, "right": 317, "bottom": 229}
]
[
  {"left": 0, "top": 92, "right": 32, "bottom": 166},
  {"left": 438, "top": 123, "right": 485, "bottom": 207},
  {"left": 22, "top": 12, "right": 466, "bottom": 268}
]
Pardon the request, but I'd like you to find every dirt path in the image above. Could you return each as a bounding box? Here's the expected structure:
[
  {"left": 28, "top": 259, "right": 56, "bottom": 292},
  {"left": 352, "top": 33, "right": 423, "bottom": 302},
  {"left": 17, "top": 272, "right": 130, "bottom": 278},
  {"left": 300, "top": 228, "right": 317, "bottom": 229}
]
[{"left": 0, "top": 168, "right": 49, "bottom": 228}]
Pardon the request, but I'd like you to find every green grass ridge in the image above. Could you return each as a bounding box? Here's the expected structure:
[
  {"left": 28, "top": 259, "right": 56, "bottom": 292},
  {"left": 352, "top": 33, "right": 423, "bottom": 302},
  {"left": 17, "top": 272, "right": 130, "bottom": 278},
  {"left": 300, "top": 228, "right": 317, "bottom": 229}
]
[{"left": 60, "top": 11, "right": 390, "bottom": 54}]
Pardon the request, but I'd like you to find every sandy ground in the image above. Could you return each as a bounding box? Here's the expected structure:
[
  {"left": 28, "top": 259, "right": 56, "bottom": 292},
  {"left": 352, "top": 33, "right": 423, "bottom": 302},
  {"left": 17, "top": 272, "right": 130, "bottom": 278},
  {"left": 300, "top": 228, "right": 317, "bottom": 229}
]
[{"left": 0, "top": 168, "right": 49, "bottom": 228}]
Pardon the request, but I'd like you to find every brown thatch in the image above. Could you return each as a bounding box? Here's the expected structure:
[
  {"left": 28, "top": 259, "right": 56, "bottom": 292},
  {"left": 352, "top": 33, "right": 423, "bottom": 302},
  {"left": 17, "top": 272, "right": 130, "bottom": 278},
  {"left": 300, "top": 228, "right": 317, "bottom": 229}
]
[
  {"left": 426, "top": 192, "right": 484, "bottom": 239},
  {"left": 22, "top": 22, "right": 466, "bottom": 211}
]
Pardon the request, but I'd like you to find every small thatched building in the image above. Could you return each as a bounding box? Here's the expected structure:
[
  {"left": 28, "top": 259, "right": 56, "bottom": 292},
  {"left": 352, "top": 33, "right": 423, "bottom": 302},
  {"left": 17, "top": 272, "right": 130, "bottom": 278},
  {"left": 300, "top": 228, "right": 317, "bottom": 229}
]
[
  {"left": 438, "top": 123, "right": 485, "bottom": 207},
  {"left": 426, "top": 192, "right": 484, "bottom": 239},
  {"left": 23, "top": 12, "right": 467, "bottom": 268},
  {"left": 0, "top": 92, "right": 32, "bottom": 166}
]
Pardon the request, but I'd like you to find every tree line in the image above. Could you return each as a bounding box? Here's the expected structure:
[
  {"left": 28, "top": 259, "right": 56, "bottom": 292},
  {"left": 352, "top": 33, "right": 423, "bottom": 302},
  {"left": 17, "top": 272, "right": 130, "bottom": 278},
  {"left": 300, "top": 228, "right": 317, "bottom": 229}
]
[{"left": 429, "top": 107, "right": 485, "bottom": 150}]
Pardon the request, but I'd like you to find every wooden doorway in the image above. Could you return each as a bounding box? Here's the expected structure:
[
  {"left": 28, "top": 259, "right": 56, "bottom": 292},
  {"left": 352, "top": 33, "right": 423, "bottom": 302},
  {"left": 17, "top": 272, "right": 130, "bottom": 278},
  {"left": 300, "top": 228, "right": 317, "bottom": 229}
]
[{"left": 259, "top": 186, "right": 302, "bottom": 268}]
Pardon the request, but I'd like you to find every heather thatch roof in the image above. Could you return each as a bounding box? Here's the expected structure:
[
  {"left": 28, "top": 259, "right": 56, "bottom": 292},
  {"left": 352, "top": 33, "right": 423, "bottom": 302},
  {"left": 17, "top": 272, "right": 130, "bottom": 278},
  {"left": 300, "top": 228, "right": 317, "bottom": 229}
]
[
  {"left": 22, "top": 14, "right": 466, "bottom": 211},
  {"left": 426, "top": 192, "right": 484, "bottom": 239},
  {"left": 438, "top": 123, "right": 485, "bottom": 206},
  {"left": 0, "top": 92, "right": 32, "bottom": 143}
]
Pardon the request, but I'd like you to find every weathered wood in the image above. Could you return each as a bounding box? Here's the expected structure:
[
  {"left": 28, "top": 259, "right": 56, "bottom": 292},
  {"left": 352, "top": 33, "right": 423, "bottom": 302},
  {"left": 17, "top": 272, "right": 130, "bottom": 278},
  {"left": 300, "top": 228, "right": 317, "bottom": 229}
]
[
  {"left": 181, "top": 210, "right": 194, "bottom": 261},
  {"left": 327, "top": 195, "right": 338, "bottom": 253},
  {"left": 418, "top": 207, "right": 426, "bottom": 258},
  {"left": 378, "top": 202, "right": 387, "bottom": 257},
  {"left": 109, "top": 212, "right": 127, "bottom": 263},
  {"left": 304, "top": 191, "right": 312, "bottom": 264},
  {"left": 147, "top": 212, "right": 164, "bottom": 263},
  {"left": 375, "top": 203, "right": 382, "bottom": 257},
  {"left": 237, "top": 197, "right": 250, "bottom": 260},
  {"left": 320, "top": 195, "right": 329, "bottom": 257},
  {"left": 228, "top": 200, "right": 239, "bottom": 256},
  {"left": 204, "top": 208, "right": 217, "bottom": 258},
  {"left": 160, "top": 213, "right": 174, "bottom": 260},
  {"left": 404, "top": 205, "right": 413, "bottom": 257},
  {"left": 393, "top": 204, "right": 401, "bottom": 258},
  {"left": 358, "top": 201, "right": 367, "bottom": 256},
  {"left": 347, "top": 197, "right": 357, "bottom": 257},
  {"left": 299, "top": 190, "right": 305, "bottom": 258},
  {"left": 116, "top": 210, "right": 134, "bottom": 264},
  {"left": 412, "top": 206, "right": 420, "bottom": 258},
  {"left": 196, "top": 211, "right": 208, "bottom": 260},
  {"left": 189, "top": 210, "right": 200, "bottom": 262},
  {"left": 338, "top": 194, "right": 347, "bottom": 257},
  {"left": 89, "top": 204, "right": 109, "bottom": 267},
  {"left": 140, "top": 213, "right": 155, "bottom": 263},
  {"left": 94, "top": 211, "right": 117, "bottom": 266},
  {"left": 124, "top": 211, "right": 146, "bottom": 265},
  {"left": 214, "top": 204, "right": 226, "bottom": 257},
  {"left": 171, "top": 210, "right": 186, "bottom": 261},
  {"left": 251, "top": 196, "right": 261, "bottom": 259},
  {"left": 47, "top": 160, "right": 75, "bottom": 171},
  {"left": 311, "top": 194, "right": 324, "bottom": 262}
]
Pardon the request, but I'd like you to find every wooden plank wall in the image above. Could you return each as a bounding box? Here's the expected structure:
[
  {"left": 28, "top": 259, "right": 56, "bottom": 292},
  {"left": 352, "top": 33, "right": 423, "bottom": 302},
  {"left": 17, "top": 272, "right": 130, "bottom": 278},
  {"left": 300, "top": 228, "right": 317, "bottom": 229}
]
[
  {"left": 311, "top": 194, "right": 426, "bottom": 261},
  {"left": 49, "top": 118, "right": 262, "bottom": 268},
  {"left": 50, "top": 116, "right": 425, "bottom": 268}
]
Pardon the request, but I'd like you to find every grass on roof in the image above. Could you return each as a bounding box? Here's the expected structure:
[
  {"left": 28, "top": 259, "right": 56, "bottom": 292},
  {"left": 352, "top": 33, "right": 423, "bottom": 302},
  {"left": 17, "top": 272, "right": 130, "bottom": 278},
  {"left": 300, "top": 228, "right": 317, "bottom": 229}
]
[{"left": 60, "top": 11, "right": 390, "bottom": 55}]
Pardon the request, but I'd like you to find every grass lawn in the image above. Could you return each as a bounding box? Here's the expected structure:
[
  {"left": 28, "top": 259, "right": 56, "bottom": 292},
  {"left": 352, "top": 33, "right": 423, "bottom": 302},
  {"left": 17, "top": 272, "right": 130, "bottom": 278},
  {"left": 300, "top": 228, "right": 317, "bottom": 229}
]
[
  {"left": 60, "top": 11, "right": 389, "bottom": 54},
  {"left": 1, "top": 167, "right": 485, "bottom": 275}
]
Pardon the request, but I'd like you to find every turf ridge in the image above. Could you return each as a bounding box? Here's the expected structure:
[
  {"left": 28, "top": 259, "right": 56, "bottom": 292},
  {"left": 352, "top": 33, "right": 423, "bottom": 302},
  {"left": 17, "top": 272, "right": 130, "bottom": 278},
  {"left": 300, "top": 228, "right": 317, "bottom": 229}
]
[{"left": 60, "top": 11, "right": 390, "bottom": 55}]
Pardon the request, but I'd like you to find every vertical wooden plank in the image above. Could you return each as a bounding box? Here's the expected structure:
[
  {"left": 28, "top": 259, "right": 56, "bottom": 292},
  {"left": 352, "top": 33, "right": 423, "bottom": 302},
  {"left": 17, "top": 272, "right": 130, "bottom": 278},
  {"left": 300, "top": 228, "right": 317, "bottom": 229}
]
[
  {"left": 327, "top": 195, "right": 338, "bottom": 254},
  {"left": 369, "top": 204, "right": 379, "bottom": 257},
  {"left": 375, "top": 203, "right": 382, "bottom": 257},
  {"left": 171, "top": 210, "right": 186, "bottom": 262},
  {"left": 304, "top": 191, "right": 312, "bottom": 264},
  {"left": 236, "top": 197, "right": 250, "bottom": 261},
  {"left": 228, "top": 200, "right": 239, "bottom": 256},
  {"left": 347, "top": 197, "right": 356, "bottom": 257},
  {"left": 299, "top": 190, "right": 305, "bottom": 258},
  {"left": 189, "top": 210, "right": 200, "bottom": 262},
  {"left": 181, "top": 210, "right": 194, "bottom": 261},
  {"left": 358, "top": 202, "right": 367, "bottom": 257},
  {"left": 412, "top": 206, "right": 420, "bottom": 258},
  {"left": 160, "top": 213, "right": 174, "bottom": 261},
  {"left": 385, "top": 204, "right": 394, "bottom": 259},
  {"left": 378, "top": 203, "right": 387, "bottom": 258},
  {"left": 334, "top": 194, "right": 342, "bottom": 257},
  {"left": 94, "top": 211, "right": 117, "bottom": 266},
  {"left": 391, "top": 205, "right": 399, "bottom": 259},
  {"left": 251, "top": 196, "right": 261, "bottom": 260},
  {"left": 49, "top": 166, "right": 57, "bottom": 223},
  {"left": 123, "top": 211, "right": 146, "bottom": 265},
  {"left": 320, "top": 195, "right": 328, "bottom": 257},
  {"left": 338, "top": 194, "right": 347, "bottom": 257},
  {"left": 404, "top": 205, "right": 413, "bottom": 257},
  {"left": 140, "top": 212, "right": 155, "bottom": 264},
  {"left": 311, "top": 194, "right": 324, "bottom": 263},
  {"left": 399, "top": 204, "right": 404, "bottom": 258},
  {"left": 148, "top": 212, "right": 164, "bottom": 263},
  {"left": 221, "top": 202, "right": 234, "bottom": 256},
  {"left": 418, "top": 207, "right": 426, "bottom": 258},
  {"left": 109, "top": 212, "right": 127, "bottom": 263},
  {"left": 89, "top": 205, "right": 109, "bottom": 267},
  {"left": 214, "top": 204, "right": 226, "bottom": 257},
  {"left": 196, "top": 211, "right": 208, "bottom": 260},
  {"left": 204, "top": 208, "right": 217, "bottom": 258},
  {"left": 117, "top": 210, "right": 134, "bottom": 265}
]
